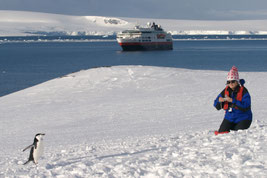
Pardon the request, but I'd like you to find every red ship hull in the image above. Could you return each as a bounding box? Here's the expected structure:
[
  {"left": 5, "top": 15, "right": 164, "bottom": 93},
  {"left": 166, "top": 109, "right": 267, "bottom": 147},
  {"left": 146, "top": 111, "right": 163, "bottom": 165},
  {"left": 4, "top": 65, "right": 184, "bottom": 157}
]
[{"left": 119, "top": 42, "right": 173, "bottom": 51}]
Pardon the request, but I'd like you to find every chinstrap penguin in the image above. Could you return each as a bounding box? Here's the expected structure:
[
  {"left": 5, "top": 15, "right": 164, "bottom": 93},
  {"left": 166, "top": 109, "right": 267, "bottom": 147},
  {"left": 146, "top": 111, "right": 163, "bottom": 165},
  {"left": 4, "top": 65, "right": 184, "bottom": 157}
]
[{"left": 23, "top": 133, "right": 45, "bottom": 165}]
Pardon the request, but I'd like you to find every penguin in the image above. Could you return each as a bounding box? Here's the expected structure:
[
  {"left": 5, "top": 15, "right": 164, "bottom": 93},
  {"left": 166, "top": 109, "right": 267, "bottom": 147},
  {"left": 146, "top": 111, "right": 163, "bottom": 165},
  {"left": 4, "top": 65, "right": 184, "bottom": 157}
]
[{"left": 23, "top": 133, "right": 45, "bottom": 165}]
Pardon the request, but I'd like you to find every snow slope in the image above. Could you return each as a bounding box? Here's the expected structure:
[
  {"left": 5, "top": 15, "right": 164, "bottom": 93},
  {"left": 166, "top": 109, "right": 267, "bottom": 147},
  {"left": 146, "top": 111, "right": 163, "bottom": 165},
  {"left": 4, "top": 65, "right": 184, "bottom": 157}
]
[
  {"left": 1, "top": 10, "right": 267, "bottom": 36},
  {"left": 0, "top": 66, "right": 266, "bottom": 177}
]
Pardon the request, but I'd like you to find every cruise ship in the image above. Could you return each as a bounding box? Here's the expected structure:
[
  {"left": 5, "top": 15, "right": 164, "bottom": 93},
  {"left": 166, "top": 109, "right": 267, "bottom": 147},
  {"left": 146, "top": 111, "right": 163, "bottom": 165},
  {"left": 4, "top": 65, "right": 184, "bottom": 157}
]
[{"left": 116, "top": 22, "right": 173, "bottom": 51}]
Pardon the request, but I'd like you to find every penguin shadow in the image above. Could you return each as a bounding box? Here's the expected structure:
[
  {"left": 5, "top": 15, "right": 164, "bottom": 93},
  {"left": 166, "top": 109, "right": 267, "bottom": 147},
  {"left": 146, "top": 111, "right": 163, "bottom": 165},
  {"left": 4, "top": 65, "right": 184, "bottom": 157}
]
[
  {"left": 45, "top": 155, "right": 95, "bottom": 169},
  {"left": 95, "top": 147, "right": 160, "bottom": 160},
  {"left": 45, "top": 147, "right": 161, "bottom": 169}
]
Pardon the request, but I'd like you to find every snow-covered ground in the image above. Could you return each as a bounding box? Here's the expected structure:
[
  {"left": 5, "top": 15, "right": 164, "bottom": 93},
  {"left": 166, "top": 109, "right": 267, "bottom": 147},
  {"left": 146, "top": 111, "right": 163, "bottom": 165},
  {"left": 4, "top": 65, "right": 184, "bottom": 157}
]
[
  {"left": 0, "top": 66, "right": 266, "bottom": 177},
  {"left": 1, "top": 10, "right": 267, "bottom": 36}
]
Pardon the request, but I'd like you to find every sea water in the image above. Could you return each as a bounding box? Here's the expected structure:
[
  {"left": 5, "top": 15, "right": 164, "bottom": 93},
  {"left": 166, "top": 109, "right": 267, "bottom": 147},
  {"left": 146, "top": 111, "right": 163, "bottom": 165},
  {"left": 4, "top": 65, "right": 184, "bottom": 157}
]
[{"left": 1, "top": 35, "right": 267, "bottom": 97}]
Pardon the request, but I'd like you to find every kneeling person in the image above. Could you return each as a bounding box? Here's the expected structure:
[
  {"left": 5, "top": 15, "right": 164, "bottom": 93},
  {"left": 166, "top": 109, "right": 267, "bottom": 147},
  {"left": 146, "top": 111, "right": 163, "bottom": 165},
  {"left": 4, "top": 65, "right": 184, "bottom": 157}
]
[{"left": 214, "top": 66, "right": 252, "bottom": 135}]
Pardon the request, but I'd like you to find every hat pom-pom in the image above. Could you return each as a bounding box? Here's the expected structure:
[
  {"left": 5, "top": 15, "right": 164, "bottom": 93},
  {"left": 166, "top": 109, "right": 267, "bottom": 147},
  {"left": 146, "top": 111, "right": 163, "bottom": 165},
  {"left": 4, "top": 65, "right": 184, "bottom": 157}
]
[{"left": 239, "top": 79, "right": 245, "bottom": 86}]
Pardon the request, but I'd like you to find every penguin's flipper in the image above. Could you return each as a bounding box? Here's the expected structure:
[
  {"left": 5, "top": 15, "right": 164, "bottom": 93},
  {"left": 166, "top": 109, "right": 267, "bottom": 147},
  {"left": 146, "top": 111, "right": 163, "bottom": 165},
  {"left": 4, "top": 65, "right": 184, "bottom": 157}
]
[{"left": 23, "top": 144, "right": 34, "bottom": 152}]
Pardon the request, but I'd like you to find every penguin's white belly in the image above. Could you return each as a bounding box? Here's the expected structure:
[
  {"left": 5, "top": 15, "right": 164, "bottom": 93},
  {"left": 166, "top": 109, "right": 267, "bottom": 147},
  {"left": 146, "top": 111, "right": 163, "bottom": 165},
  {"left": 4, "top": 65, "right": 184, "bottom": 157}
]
[{"left": 33, "top": 141, "right": 44, "bottom": 163}]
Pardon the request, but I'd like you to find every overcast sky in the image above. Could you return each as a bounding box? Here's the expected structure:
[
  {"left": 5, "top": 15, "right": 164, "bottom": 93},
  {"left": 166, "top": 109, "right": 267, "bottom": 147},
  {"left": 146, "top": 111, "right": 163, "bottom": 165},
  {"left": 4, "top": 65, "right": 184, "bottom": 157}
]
[{"left": 1, "top": 0, "right": 267, "bottom": 20}]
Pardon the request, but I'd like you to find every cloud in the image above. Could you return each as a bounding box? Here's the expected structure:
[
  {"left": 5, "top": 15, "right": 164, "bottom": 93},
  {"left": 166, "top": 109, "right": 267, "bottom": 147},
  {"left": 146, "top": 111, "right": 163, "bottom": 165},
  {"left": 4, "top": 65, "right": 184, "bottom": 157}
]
[
  {"left": 207, "top": 9, "right": 267, "bottom": 20},
  {"left": 230, "top": 10, "right": 267, "bottom": 16}
]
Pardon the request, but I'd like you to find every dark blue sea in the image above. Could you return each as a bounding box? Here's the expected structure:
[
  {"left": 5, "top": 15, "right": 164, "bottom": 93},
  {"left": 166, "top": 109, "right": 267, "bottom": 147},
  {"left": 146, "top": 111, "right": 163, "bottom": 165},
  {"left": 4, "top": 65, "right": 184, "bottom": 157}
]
[{"left": 1, "top": 35, "right": 267, "bottom": 97}]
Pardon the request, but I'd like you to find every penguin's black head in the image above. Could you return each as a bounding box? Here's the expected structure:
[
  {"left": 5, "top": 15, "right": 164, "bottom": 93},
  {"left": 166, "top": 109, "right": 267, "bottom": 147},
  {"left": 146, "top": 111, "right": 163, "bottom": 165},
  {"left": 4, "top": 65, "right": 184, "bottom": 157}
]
[{"left": 35, "top": 133, "right": 45, "bottom": 141}]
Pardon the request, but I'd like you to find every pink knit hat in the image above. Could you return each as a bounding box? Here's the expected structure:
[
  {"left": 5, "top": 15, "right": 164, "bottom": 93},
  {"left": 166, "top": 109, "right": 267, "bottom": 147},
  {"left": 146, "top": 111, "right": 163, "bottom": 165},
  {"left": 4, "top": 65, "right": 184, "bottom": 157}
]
[{"left": 227, "top": 66, "right": 239, "bottom": 81}]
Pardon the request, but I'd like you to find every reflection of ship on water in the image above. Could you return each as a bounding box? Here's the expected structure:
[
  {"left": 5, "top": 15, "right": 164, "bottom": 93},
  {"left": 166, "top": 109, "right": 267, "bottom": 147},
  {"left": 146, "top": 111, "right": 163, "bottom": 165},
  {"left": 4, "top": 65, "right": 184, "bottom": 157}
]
[{"left": 116, "top": 22, "right": 173, "bottom": 51}]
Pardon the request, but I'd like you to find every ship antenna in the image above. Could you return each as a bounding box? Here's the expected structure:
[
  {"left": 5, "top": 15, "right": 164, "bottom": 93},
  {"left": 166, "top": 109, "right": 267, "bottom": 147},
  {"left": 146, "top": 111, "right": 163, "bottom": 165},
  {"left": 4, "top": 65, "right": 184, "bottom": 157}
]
[{"left": 133, "top": 21, "right": 140, "bottom": 29}]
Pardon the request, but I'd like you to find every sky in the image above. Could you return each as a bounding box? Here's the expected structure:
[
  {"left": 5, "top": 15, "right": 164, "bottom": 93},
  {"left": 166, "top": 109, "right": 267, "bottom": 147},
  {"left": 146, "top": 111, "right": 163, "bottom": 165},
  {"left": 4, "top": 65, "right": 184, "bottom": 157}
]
[{"left": 0, "top": 0, "right": 267, "bottom": 20}]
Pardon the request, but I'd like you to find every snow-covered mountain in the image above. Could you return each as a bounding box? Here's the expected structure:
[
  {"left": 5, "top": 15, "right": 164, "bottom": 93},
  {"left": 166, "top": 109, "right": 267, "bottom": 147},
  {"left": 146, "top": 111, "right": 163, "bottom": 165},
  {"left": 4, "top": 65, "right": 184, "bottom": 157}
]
[
  {"left": 0, "top": 66, "right": 266, "bottom": 177},
  {"left": 1, "top": 10, "right": 267, "bottom": 36}
]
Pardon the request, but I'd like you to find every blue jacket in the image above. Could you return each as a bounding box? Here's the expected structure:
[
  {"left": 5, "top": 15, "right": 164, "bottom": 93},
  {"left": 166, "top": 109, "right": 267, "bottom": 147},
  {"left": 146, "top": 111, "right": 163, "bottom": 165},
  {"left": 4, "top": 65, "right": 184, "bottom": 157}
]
[{"left": 214, "top": 85, "right": 252, "bottom": 123}]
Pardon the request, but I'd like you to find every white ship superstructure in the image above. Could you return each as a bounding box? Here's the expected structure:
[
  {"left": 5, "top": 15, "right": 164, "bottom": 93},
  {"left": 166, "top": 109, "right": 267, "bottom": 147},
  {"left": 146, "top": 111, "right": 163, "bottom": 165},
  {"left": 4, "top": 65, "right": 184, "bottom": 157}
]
[{"left": 116, "top": 22, "right": 173, "bottom": 51}]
